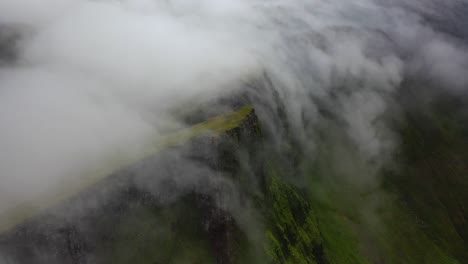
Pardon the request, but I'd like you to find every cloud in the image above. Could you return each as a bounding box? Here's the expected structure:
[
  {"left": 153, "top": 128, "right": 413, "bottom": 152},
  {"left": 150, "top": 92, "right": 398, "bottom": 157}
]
[
  {"left": 0, "top": 0, "right": 467, "bottom": 235},
  {"left": 0, "top": 0, "right": 260, "bottom": 214}
]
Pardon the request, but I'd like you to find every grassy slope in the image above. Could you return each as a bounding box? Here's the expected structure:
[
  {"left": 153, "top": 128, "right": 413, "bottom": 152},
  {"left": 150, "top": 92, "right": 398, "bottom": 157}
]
[
  {"left": 381, "top": 97, "right": 468, "bottom": 263},
  {"left": 265, "top": 171, "right": 323, "bottom": 264},
  {"left": 288, "top": 98, "right": 468, "bottom": 264},
  {"left": 264, "top": 159, "right": 370, "bottom": 264}
]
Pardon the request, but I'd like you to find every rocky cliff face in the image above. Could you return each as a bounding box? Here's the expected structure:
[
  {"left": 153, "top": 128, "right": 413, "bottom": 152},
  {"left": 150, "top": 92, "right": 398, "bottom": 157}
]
[{"left": 0, "top": 106, "right": 264, "bottom": 264}]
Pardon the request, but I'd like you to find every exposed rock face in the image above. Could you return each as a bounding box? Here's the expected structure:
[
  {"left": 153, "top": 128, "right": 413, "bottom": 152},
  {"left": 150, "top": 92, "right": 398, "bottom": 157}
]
[{"left": 0, "top": 106, "right": 262, "bottom": 264}]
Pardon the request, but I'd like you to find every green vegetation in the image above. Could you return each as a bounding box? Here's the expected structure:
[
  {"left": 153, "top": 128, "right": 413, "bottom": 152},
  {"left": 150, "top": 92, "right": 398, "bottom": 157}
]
[
  {"left": 264, "top": 160, "right": 370, "bottom": 264},
  {"left": 265, "top": 172, "right": 323, "bottom": 264},
  {"left": 377, "top": 201, "right": 460, "bottom": 264},
  {"left": 378, "top": 97, "right": 468, "bottom": 263},
  {"left": 297, "top": 100, "right": 468, "bottom": 264}
]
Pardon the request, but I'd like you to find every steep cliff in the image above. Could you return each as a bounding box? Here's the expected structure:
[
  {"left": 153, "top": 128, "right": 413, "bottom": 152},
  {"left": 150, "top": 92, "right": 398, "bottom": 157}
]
[{"left": 1, "top": 96, "right": 467, "bottom": 264}]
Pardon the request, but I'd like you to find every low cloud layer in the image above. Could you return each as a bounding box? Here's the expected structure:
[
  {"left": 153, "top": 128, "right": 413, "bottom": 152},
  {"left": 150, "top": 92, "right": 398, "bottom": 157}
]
[
  {"left": 0, "top": 0, "right": 261, "bottom": 213},
  {"left": 0, "top": 0, "right": 467, "bottom": 229}
]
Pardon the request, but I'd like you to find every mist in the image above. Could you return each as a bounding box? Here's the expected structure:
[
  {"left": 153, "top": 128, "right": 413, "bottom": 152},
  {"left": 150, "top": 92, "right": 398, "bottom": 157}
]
[
  {"left": 0, "top": 0, "right": 467, "bottom": 262},
  {"left": 0, "top": 0, "right": 262, "bottom": 214}
]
